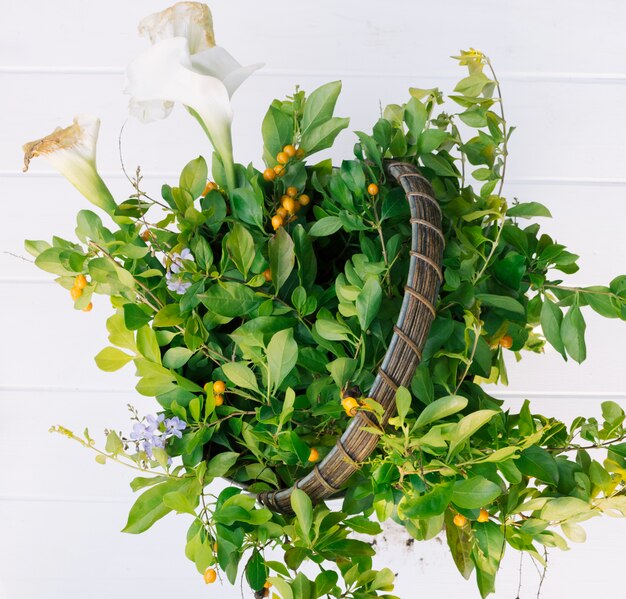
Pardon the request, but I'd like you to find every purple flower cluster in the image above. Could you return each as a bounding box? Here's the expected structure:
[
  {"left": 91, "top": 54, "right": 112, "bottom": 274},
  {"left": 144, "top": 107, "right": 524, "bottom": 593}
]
[
  {"left": 165, "top": 248, "right": 194, "bottom": 295},
  {"left": 129, "top": 413, "right": 186, "bottom": 459}
]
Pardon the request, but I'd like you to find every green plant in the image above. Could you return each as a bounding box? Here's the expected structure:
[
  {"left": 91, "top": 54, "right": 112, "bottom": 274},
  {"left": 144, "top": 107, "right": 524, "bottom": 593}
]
[{"left": 24, "top": 6, "right": 626, "bottom": 597}]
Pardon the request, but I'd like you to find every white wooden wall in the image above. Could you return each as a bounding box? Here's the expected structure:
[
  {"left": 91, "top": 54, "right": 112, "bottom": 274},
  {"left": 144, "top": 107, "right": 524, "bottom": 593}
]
[{"left": 2, "top": 1, "right": 626, "bottom": 597}]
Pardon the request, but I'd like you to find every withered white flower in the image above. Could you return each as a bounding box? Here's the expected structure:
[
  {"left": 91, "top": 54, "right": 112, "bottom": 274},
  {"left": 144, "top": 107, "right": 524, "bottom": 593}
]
[
  {"left": 125, "top": 1, "right": 262, "bottom": 191},
  {"left": 22, "top": 115, "right": 120, "bottom": 219}
]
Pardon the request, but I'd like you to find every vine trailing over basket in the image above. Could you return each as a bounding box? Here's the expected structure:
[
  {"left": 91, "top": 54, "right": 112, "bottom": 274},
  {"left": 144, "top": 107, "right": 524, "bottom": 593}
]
[{"left": 22, "top": 3, "right": 626, "bottom": 598}]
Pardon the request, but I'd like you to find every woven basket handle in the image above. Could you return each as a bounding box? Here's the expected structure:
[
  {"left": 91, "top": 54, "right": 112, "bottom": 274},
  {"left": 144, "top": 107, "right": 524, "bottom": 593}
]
[{"left": 257, "top": 160, "right": 444, "bottom": 514}]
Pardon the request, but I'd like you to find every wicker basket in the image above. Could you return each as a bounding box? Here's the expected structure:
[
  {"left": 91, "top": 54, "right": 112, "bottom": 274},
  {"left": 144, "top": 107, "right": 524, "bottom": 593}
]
[{"left": 257, "top": 160, "right": 444, "bottom": 514}]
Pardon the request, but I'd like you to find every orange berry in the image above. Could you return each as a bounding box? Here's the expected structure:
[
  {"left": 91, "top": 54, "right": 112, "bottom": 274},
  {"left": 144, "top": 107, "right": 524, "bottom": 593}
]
[
  {"left": 273, "top": 164, "right": 285, "bottom": 177},
  {"left": 308, "top": 448, "right": 320, "bottom": 462},
  {"left": 213, "top": 542, "right": 218, "bottom": 552},
  {"left": 213, "top": 380, "right": 226, "bottom": 394},
  {"left": 70, "top": 287, "right": 83, "bottom": 300},
  {"left": 295, "top": 148, "right": 305, "bottom": 159},
  {"left": 264, "top": 581, "right": 272, "bottom": 589},
  {"left": 263, "top": 168, "right": 276, "bottom": 182},
  {"left": 499, "top": 335, "right": 513, "bottom": 349},
  {"left": 283, "top": 144, "right": 297, "bottom": 158},
  {"left": 203, "top": 181, "right": 218, "bottom": 195},
  {"left": 286, "top": 186, "right": 298, "bottom": 198},
  {"left": 74, "top": 274, "right": 88, "bottom": 289},
  {"left": 281, "top": 196, "right": 296, "bottom": 214},
  {"left": 140, "top": 230, "right": 151, "bottom": 242},
  {"left": 82, "top": 302, "right": 93, "bottom": 312},
  {"left": 342, "top": 397, "right": 359, "bottom": 417},
  {"left": 214, "top": 394, "right": 224, "bottom": 407},
  {"left": 298, "top": 194, "right": 310, "bottom": 206},
  {"left": 263, "top": 268, "right": 272, "bottom": 282},
  {"left": 276, "top": 207, "right": 288, "bottom": 219},
  {"left": 204, "top": 568, "right": 217, "bottom": 584},
  {"left": 276, "top": 152, "right": 289, "bottom": 165},
  {"left": 292, "top": 200, "right": 301, "bottom": 213},
  {"left": 477, "top": 508, "right": 490, "bottom": 523},
  {"left": 453, "top": 513, "right": 467, "bottom": 527},
  {"left": 367, "top": 183, "right": 379, "bottom": 196},
  {"left": 271, "top": 215, "right": 284, "bottom": 230}
]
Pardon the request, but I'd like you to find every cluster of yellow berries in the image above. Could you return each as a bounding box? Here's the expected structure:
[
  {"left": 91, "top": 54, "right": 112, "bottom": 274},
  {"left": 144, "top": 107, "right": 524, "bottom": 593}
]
[
  {"left": 204, "top": 379, "right": 226, "bottom": 406},
  {"left": 270, "top": 186, "right": 311, "bottom": 231},
  {"left": 453, "top": 508, "right": 490, "bottom": 527},
  {"left": 70, "top": 274, "right": 92, "bottom": 312},
  {"left": 262, "top": 144, "right": 305, "bottom": 182}
]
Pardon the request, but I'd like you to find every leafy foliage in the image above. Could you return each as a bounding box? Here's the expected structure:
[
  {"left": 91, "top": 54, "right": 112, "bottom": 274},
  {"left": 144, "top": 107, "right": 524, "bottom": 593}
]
[{"left": 38, "top": 49, "right": 626, "bottom": 597}]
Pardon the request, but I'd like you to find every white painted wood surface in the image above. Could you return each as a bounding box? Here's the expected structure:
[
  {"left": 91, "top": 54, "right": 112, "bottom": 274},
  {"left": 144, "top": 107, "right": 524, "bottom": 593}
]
[{"left": 1, "top": 1, "right": 626, "bottom": 597}]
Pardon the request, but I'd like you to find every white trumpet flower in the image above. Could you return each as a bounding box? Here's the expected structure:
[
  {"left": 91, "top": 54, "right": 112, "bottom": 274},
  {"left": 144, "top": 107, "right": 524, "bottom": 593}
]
[
  {"left": 22, "top": 115, "right": 121, "bottom": 220},
  {"left": 125, "top": 2, "right": 261, "bottom": 192}
]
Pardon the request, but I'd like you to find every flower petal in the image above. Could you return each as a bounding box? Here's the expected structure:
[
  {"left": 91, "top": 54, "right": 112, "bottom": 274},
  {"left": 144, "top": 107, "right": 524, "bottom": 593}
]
[
  {"left": 129, "top": 98, "right": 175, "bottom": 123},
  {"left": 138, "top": 1, "right": 216, "bottom": 54}
]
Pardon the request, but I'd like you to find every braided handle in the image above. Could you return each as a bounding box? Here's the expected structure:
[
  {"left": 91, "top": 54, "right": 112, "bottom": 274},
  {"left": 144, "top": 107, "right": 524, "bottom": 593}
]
[{"left": 257, "top": 160, "right": 444, "bottom": 514}]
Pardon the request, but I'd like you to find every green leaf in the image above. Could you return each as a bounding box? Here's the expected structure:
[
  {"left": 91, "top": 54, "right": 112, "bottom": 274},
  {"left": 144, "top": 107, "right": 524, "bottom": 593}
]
[
  {"left": 448, "top": 410, "right": 498, "bottom": 458},
  {"left": 94, "top": 346, "right": 134, "bottom": 372},
  {"left": 399, "top": 482, "right": 453, "bottom": 519},
  {"left": 226, "top": 223, "right": 255, "bottom": 277},
  {"left": 269, "top": 227, "right": 295, "bottom": 293},
  {"left": 179, "top": 156, "right": 208, "bottom": 198},
  {"left": 122, "top": 478, "right": 195, "bottom": 534},
  {"left": 300, "top": 117, "right": 350, "bottom": 155},
  {"left": 561, "top": 305, "right": 586, "bottom": 363},
  {"left": 290, "top": 488, "right": 313, "bottom": 538},
  {"left": 162, "top": 490, "right": 198, "bottom": 515},
  {"left": 314, "top": 570, "right": 338, "bottom": 596},
  {"left": 266, "top": 329, "right": 298, "bottom": 391},
  {"left": 201, "top": 282, "right": 261, "bottom": 318},
  {"left": 205, "top": 452, "right": 239, "bottom": 477},
  {"left": 302, "top": 80, "right": 342, "bottom": 133},
  {"left": 395, "top": 386, "right": 411, "bottom": 424},
  {"left": 246, "top": 549, "right": 267, "bottom": 591},
  {"left": 162, "top": 347, "right": 193, "bottom": 369},
  {"left": 136, "top": 326, "right": 161, "bottom": 364},
  {"left": 541, "top": 299, "right": 567, "bottom": 359},
  {"left": 308, "top": 216, "right": 343, "bottom": 237},
  {"left": 445, "top": 510, "right": 474, "bottom": 580},
  {"left": 356, "top": 277, "right": 382, "bottom": 331},
  {"left": 414, "top": 395, "right": 468, "bottom": 429},
  {"left": 404, "top": 97, "right": 428, "bottom": 140},
  {"left": 451, "top": 476, "right": 501, "bottom": 509},
  {"left": 516, "top": 446, "right": 559, "bottom": 485},
  {"left": 123, "top": 303, "right": 152, "bottom": 330},
  {"left": 222, "top": 361, "right": 259, "bottom": 392},
  {"left": 476, "top": 293, "right": 525, "bottom": 317},
  {"left": 421, "top": 153, "right": 458, "bottom": 177},
  {"left": 153, "top": 304, "right": 184, "bottom": 327},
  {"left": 507, "top": 201, "right": 552, "bottom": 218},
  {"left": 262, "top": 105, "right": 292, "bottom": 159},
  {"left": 232, "top": 187, "right": 263, "bottom": 229},
  {"left": 541, "top": 497, "right": 590, "bottom": 522},
  {"left": 326, "top": 357, "right": 357, "bottom": 389}
]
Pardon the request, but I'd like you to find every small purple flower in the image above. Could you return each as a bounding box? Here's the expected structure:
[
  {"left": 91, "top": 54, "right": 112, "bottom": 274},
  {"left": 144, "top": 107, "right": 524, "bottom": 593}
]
[
  {"left": 166, "top": 271, "right": 192, "bottom": 295},
  {"left": 164, "top": 416, "right": 187, "bottom": 439},
  {"left": 130, "top": 422, "right": 150, "bottom": 441},
  {"left": 146, "top": 413, "right": 165, "bottom": 432},
  {"left": 170, "top": 248, "right": 194, "bottom": 274}
]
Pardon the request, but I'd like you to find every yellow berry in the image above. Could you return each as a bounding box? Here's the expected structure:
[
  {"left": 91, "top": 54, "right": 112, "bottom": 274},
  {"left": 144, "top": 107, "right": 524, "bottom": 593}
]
[
  {"left": 276, "top": 207, "right": 288, "bottom": 219},
  {"left": 213, "top": 380, "right": 226, "bottom": 394},
  {"left": 298, "top": 194, "right": 310, "bottom": 206},
  {"left": 292, "top": 200, "right": 301, "bottom": 213},
  {"left": 214, "top": 394, "right": 224, "bottom": 407},
  {"left": 477, "top": 508, "right": 490, "bottom": 523},
  {"left": 308, "top": 448, "right": 320, "bottom": 462},
  {"left": 204, "top": 568, "right": 217, "bottom": 584},
  {"left": 140, "top": 230, "right": 151, "bottom": 242},
  {"left": 264, "top": 581, "right": 272, "bottom": 589},
  {"left": 276, "top": 152, "right": 289, "bottom": 165},
  {"left": 70, "top": 287, "right": 82, "bottom": 300},
  {"left": 286, "top": 186, "right": 298, "bottom": 198},
  {"left": 263, "top": 268, "right": 272, "bottom": 282},
  {"left": 203, "top": 181, "right": 218, "bottom": 195},
  {"left": 295, "top": 148, "right": 305, "bottom": 159},
  {"left": 273, "top": 164, "right": 285, "bottom": 177},
  {"left": 453, "top": 513, "right": 467, "bottom": 527},
  {"left": 74, "top": 274, "right": 88, "bottom": 289},
  {"left": 283, "top": 144, "right": 297, "bottom": 158},
  {"left": 342, "top": 397, "right": 359, "bottom": 417},
  {"left": 367, "top": 183, "right": 379, "bottom": 196},
  {"left": 271, "top": 215, "right": 284, "bottom": 230},
  {"left": 281, "top": 196, "right": 296, "bottom": 214},
  {"left": 82, "top": 302, "right": 93, "bottom": 312},
  {"left": 499, "top": 335, "right": 513, "bottom": 349},
  {"left": 263, "top": 168, "right": 276, "bottom": 182}
]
